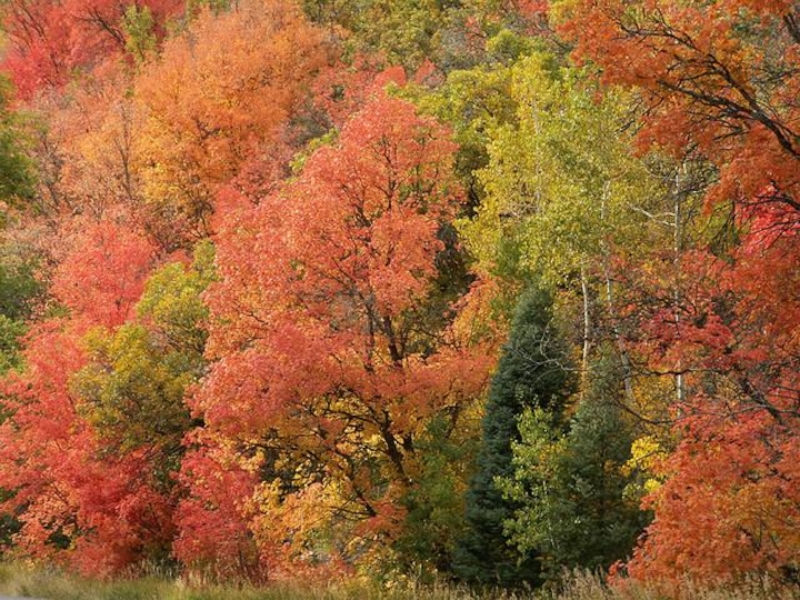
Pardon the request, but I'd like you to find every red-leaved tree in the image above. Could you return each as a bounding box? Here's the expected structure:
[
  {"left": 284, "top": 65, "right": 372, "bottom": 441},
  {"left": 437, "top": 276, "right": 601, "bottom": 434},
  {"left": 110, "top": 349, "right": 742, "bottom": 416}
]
[{"left": 177, "top": 91, "right": 494, "bottom": 578}]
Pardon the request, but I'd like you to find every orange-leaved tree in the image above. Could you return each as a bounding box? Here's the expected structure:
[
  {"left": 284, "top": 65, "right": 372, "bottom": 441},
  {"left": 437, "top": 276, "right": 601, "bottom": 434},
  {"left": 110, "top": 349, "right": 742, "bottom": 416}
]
[
  {"left": 562, "top": 0, "right": 800, "bottom": 218},
  {"left": 177, "top": 91, "right": 494, "bottom": 578},
  {"left": 616, "top": 202, "right": 800, "bottom": 586},
  {"left": 133, "top": 0, "right": 329, "bottom": 248}
]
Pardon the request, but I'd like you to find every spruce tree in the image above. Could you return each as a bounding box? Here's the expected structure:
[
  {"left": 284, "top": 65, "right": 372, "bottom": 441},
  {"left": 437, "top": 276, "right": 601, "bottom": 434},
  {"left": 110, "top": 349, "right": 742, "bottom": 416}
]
[
  {"left": 453, "top": 283, "right": 575, "bottom": 587},
  {"left": 500, "top": 351, "right": 649, "bottom": 583}
]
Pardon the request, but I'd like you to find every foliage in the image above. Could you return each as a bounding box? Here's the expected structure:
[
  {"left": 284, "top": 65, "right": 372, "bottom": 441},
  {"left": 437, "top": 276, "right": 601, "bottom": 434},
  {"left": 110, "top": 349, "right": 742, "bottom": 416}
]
[
  {"left": 180, "top": 90, "right": 494, "bottom": 579},
  {"left": 73, "top": 241, "right": 214, "bottom": 466},
  {"left": 301, "top": 0, "right": 550, "bottom": 72},
  {"left": 0, "top": 78, "right": 35, "bottom": 205},
  {"left": 500, "top": 353, "right": 648, "bottom": 582},
  {"left": 132, "top": 0, "right": 328, "bottom": 248},
  {"left": 0, "top": 0, "right": 796, "bottom": 592},
  {"left": 462, "top": 52, "right": 663, "bottom": 289},
  {"left": 562, "top": 0, "right": 800, "bottom": 219},
  {"left": 454, "top": 283, "right": 575, "bottom": 587},
  {"left": 0, "top": 0, "right": 181, "bottom": 97}
]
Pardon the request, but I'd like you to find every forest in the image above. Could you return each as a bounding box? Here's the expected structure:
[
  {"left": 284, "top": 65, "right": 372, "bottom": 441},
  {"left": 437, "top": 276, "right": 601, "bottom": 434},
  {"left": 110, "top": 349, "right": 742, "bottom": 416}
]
[{"left": 0, "top": 0, "right": 796, "bottom": 598}]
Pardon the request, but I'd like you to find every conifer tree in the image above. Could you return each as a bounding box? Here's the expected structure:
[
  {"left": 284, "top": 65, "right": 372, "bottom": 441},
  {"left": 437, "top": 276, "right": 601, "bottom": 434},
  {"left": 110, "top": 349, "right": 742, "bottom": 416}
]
[
  {"left": 501, "top": 352, "right": 648, "bottom": 582},
  {"left": 454, "top": 283, "right": 575, "bottom": 587}
]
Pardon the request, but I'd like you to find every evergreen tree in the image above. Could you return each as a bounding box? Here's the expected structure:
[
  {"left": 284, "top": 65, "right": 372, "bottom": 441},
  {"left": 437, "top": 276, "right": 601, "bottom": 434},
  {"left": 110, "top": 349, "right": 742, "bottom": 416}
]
[
  {"left": 453, "top": 283, "right": 575, "bottom": 587},
  {"left": 501, "top": 352, "right": 649, "bottom": 582}
]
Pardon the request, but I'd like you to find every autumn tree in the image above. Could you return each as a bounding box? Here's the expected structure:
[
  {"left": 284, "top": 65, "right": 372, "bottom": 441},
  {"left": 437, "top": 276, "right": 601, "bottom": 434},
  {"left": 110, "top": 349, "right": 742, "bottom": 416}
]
[
  {"left": 613, "top": 205, "right": 800, "bottom": 586},
  {"left": 1, "top": 0, "right": 182, "bottom": 98},
  {"left": 181, "top": 91, "right": 493, "bottom": 579},
  {"left": 562, "top": 1, "right": 800, "bottom": 222},
  {"left": 302, "top": 0, "right": 551, "bottom": 72},
  {"left": 560, "top": 1, "right": 800, "bottom": 586},
  {"left": 133, "top": 0, "right": 328, "bottom": 248},
  {"left": 21, "top": 65, "right": 149, "bottom": 222},
  {"left": 0, "top": 219, "right": 174, "bottom": 575},
  {"left": 0, "top": 78, "right": 35, "bottom": 206},
  {"left": 74, "top": 241, "right": 213, "bottom": 486}
]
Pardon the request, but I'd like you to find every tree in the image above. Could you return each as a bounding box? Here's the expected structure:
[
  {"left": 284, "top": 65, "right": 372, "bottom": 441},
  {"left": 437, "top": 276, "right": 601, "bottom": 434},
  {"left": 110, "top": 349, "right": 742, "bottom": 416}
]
[
  {"left": 49, "top": 219, "right": 155, "bottom": 328},
  {"left": 23, "top": 64, "right": 148, "bottom": 221},
  {"left": 0, "top": 78, "right": 35, "bottom": 206},
  {"left": 0, "top": 230, "right": 45, "bottom": 374},
  {"left": 462, "top": 52, "right": 674, "bottom": 394},
  {"left": 560, "top": 2, "right": 800, "bottom": 586},
  {"left": 73, "top": 241, "right": 214, "bottom": 480},
  {"left": 615, "top": 203, "right": 800, "bottom": 586},
  {"left": 0, "top": 218, "right": 197, "bottom": 576},
  {"left": 1, "top": 0, "right": 182, "bottom": 98},
  {"left": 132, "top": 0, "right": 328, "bottom": 248},
  {"left": 562, "top": 1, "right": 800, "bottom": 221},
  {"left": 500, "top": 352, "right": 647, "bottom": 583},
  {"left": 301, "top": 0, "right": 551, "bottom": 72},
  {"left": 454, "top": 283, "right": 575, "bottom": 587},
  {"left": 182, "top": 91, "right": 494, "bottom": 579}
]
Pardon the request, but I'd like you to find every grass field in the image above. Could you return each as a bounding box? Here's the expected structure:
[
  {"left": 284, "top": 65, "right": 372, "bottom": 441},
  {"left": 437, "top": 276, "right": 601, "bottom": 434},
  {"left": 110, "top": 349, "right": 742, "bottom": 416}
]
[{"left": 0, "top": 564, "right": 796, "bottom": 600}]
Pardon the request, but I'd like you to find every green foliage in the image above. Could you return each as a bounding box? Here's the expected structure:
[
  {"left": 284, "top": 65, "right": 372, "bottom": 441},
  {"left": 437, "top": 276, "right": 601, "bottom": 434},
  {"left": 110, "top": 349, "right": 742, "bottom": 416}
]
[
  {"left": 136, "top": 239, "right": 215, "bottom": 354},
  {"left": 73, "top": 243, "right": 214, "bottom": 477},
  {"left": 185, "top": 0, "right": 231, "bottom": 17},
  {"left": 500, "top": 354, "right": 648, "bottom": 583},
  {"left": 417, "top": 64, "right": 517, "bottom": 209},
  {"left": 0, "top": 78, "right": 35, "bottom": 207},
  {"left": 0, "top": 258, "right": 42, "bottom": 322},
  {"left": 76, "top": 323, "right": 198, "bottom": 453},
  {"left": 394, "top": 416, "right": 479, "bottom": 579},
  {"left": 302, "top": 0, "right": 546, "bottom": 72},
  {"left": 454, "top": 283, "right": 576, "bottom": 587},
  {"left": 0, "top": 244, "right": 43, "bottom": 374},
  {"left": 122, "top": 5, "right": 158, "bottom": 64},
  {"left": 0, "top": 315, "right": 25, "bottom": 374}
]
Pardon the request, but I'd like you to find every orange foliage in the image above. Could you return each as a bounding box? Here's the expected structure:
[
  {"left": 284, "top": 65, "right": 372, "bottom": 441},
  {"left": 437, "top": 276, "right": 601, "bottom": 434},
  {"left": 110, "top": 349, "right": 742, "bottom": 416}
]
[
  {"left": 181, "top": 92, "right": 493, "bottom": 577},
  {"left": 614, "top": 206, "right": 800, "bottom": 585},
  {"left": 562, "top": 3, "right": 800, "bottom": 584},
  {"left": 133, "top": 0, "right": 328, "bottom": 245}
]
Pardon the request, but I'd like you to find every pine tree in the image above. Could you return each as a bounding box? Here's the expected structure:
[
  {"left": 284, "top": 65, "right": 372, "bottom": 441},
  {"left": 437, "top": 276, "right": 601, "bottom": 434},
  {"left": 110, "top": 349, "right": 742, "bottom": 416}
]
[
  {"left": 501, "top": 352, "right": 648, "bottom": 582},
  {"left": 454, "top": 283, "right": 575, "bottom": 587}
]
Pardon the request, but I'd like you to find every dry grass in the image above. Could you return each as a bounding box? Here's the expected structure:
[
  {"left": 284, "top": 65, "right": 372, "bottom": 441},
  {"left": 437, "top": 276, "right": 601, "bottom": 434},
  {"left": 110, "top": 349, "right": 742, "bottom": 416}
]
[{"left": 0, "top": 563, "right": 796, "bottom": 600}]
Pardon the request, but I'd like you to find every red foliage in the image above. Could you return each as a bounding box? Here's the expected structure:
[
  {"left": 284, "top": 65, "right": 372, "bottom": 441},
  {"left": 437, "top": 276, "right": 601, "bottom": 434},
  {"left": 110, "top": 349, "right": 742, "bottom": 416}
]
[
  {"left": 50, "top": 219, "right": 156, "bottom": 328},
  {"left": 182, "top": 91, "right": 493, "bottom": 576},
  {"left": 1, "top": 0, "right": 181, "bottom": 98},
  {"left": 616, "top": 206, "right": 800, "bottom": 585},
  {"left": 0, "top": 320, "right": 175, "bottom": 576},
  {"left": 173, "top": 433, "right": 262, "bottom": 580},
  {"left": 0, "top": 215, "right": 171, "bottom": 576}
]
